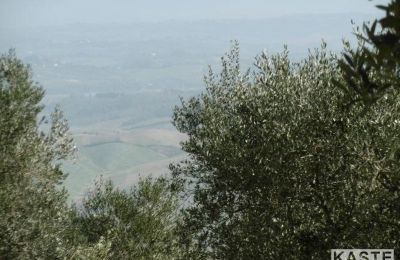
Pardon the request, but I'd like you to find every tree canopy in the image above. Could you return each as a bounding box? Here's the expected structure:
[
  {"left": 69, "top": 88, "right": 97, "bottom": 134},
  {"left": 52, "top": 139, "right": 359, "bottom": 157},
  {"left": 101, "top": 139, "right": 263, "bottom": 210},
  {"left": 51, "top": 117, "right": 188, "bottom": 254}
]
[
  {"left": 337, "top": 0, "right": 400, "bottom": 105},
  {"left": 74, "top": 177, "right": 182, "bottom": 259},
  {"left": 172, "top": 42, "right": 400, "bottom": 259},
  {"left": 0, "top": 51, "right": 182, "bottom": 259},
  {"left": 1, "top": 1, "right": 400, "bottom": 259},
  {"left": 0, "top": 50, "right": 80, "bottom": 259}
]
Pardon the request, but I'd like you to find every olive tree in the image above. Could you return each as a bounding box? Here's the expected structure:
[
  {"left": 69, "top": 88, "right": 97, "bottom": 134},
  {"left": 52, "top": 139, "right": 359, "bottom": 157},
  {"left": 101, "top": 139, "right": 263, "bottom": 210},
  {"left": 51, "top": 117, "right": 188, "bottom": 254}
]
[
  {"left": 172, "top": 42, "right": 400, "bottom": 259},
  {"left": 337, "top": 0, "right": 400, "bottom": 105},
  {"left": 0, "top": 51, "right": 110, "bottom": 259},
  {"left": 75, "top": 176, "right": 182, "bottom": 259}
]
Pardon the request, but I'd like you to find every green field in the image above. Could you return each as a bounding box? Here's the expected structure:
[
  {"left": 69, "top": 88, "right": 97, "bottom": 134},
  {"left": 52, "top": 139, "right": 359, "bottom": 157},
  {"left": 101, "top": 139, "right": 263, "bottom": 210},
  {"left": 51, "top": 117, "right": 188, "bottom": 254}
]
[
  {"left": 0, "top": 16, "right": 369, "bottom": 201},
  {"left": 63, "top": 122, "right": 186, "bottom": 201}
]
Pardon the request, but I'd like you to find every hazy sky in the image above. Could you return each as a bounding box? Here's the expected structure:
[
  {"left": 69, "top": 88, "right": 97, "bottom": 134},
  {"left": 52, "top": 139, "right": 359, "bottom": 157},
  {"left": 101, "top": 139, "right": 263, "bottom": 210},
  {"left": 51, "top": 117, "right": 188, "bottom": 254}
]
[{"left": 0, "top": 0, "right": 385, "bottom": 27}]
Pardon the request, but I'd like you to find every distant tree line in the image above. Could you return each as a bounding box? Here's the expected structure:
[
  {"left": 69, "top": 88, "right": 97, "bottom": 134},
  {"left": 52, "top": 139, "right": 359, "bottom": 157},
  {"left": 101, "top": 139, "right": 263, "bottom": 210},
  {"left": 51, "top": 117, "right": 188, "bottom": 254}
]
[{"left": 0, "top": 1, "right": 399, "bottom": 259}]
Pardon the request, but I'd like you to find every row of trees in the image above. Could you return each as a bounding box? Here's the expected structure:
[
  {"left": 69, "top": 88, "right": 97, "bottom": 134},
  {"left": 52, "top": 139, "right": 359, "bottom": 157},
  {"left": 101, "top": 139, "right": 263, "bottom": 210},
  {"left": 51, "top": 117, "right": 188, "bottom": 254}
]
[{"left": 1, "top": 1, "right": 399, "bottom": 259}]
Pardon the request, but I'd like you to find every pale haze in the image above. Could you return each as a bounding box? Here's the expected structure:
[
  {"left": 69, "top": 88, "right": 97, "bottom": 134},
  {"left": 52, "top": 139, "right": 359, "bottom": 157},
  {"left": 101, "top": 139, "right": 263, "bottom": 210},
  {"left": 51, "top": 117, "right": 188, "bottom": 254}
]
[
  {"left": 0, "top": 0, "right": 387, "bottom": 200},
  {"left": 0, "top": 0, "right": 382, "bottom": 27}
]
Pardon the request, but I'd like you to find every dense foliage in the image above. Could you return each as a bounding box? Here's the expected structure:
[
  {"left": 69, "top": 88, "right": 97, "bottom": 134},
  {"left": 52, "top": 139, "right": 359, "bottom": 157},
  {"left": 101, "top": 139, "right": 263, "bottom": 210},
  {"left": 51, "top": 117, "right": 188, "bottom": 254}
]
[
  {"left": 0, "top": 51, "right": 181, "bottom": 259},
  {"left": 337, "top": 0, "right": 400, "bottom": 105},
  {"left": 172, "top": 42, "right": 400, "bottom": 259},
  {"left": 0, "top": 50, "right": 80, "bottom": 259},
  {"left": 74, "top": 177, "right": 182, "bottom": 259},
  {"left": 1, "top": 1, "right": 399, "bottom": 259}
]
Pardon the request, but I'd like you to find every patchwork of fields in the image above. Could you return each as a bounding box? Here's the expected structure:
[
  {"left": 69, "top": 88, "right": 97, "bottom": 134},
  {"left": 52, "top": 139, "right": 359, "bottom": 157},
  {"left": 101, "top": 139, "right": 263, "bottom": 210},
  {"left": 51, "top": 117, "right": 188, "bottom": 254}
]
[
  {"left": 63, "top": 118, "right": 187, "bottom": 200},
  {"left": 0, "top": 15, "right": 370, "bottom": 201}
]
